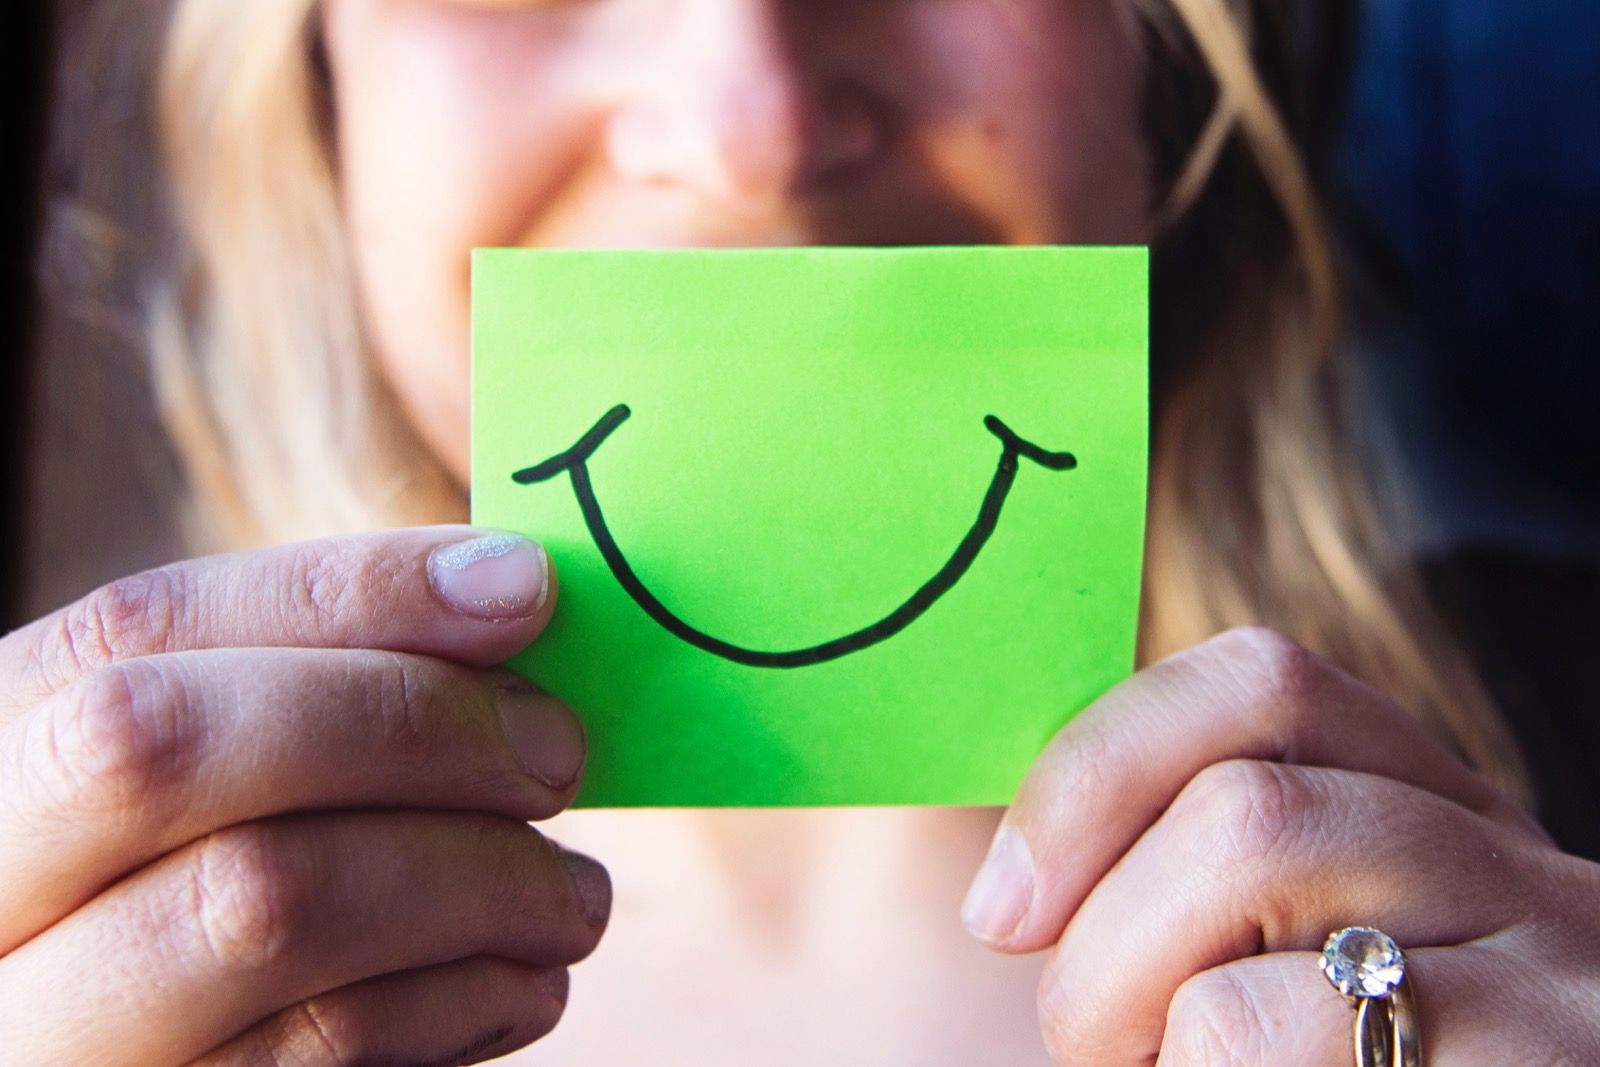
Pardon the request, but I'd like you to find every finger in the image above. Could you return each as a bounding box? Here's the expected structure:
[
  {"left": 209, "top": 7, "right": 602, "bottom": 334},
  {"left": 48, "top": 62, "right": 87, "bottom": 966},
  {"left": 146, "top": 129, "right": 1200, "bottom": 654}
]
[
  {"left": 187, "top": 957, "right": 569, "bottom": 1067},
  {"left": 1037, "top": 761, "right": 1532, "bottom": 1064},
  {"left": 0, "top": 811, "right": 610, "bottom": 1067},
  {"left": 1156, "top": 953, "right": 1349, "bottom": 1067},
  {"left": 0, "top": 647, "right": 586, "bottom": 954},
  {"left": 963, "top": 627, "right": 1538, "bottom": 952},
  {"left": 0, "top": 526, "right": 558, "bottom": 710},
  {"left": 1156, "top": 942, "right": 1559, "bottom": 1067}
]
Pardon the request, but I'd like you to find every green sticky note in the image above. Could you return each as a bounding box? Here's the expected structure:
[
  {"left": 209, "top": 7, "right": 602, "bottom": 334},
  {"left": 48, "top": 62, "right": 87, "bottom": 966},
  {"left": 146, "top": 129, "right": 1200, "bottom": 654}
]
[{"left": 471, "top": 246, "right": 1147, "bottom": 808}]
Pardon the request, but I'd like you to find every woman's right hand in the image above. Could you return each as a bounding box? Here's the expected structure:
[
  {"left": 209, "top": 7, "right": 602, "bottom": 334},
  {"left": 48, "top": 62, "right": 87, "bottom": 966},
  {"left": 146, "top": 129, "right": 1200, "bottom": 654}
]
[{"left": 0, "top": 527, "right": 608, "bottom": 1067}]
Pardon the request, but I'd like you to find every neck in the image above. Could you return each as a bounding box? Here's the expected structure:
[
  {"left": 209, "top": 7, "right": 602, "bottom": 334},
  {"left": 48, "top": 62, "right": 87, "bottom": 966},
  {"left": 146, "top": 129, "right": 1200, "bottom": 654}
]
[{"left": 688, "top": 806, "right": 1004, "bottom": 949}]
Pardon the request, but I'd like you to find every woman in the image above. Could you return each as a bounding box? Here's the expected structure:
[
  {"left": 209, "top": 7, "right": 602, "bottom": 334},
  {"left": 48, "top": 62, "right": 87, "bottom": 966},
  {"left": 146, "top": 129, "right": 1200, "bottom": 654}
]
[{"left": 6, "top": 0, "right": 1598, "bottom": 1062}]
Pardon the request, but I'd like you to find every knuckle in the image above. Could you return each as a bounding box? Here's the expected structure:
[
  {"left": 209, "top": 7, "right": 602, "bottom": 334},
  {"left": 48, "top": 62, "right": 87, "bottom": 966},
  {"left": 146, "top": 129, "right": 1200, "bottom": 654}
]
[
  {"left": 288, "top": 537, "right": 405, "bottom": 631},
  {"left": 186, "top": 824, "right": 318, "bottom": 974},
  {"left": 1174, "top": 759, "right": 1308, "bottom": 872},
  {"left": 1036, "top": 718, "right": 1120, "bottom": 813},
  {"left": 54, "top": 568, "right": 184, "bottom": 676},
  {"left": 474, "top": 815, "right": 547, "bottom": 915},
  {"left": 260, "top": 997, "right": 361, "bottom": 1067},
  {"left": 1205, "top": 626, "right": 1325, "bottom": 712},
  {"left": 367, "top": 652, "right": 447, "bottom": 765},
  {"left": 289, "top": 542, "right": 359, "bottom": 630},
  {"left": 39, "top": 660, "right": 192, "bottom": 819},
  {"left": 1036, "top": 951, "right": 1123, "bottom": 1066},
  {"left": 1163, "top": 969, "right": 1265, "bottom": 1066},
  {"left": 1018, "top": 708, "right": 1125, "bottom": 835}
]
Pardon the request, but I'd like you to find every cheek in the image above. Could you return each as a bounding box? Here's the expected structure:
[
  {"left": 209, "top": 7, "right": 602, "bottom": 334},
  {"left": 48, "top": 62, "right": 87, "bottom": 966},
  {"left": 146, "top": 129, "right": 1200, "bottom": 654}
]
[
  {"left": 330, "top": 4, "right": 602, "bottom": 479},
  {"left": 895, "top": 0, "right": 1150, "bottom": 244}
]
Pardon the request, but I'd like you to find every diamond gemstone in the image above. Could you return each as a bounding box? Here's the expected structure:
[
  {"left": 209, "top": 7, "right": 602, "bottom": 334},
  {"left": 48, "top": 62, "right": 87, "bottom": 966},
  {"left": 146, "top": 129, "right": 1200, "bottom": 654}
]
[{"left": 1320, "top": 927, "right": 1405, "bottom": 998}]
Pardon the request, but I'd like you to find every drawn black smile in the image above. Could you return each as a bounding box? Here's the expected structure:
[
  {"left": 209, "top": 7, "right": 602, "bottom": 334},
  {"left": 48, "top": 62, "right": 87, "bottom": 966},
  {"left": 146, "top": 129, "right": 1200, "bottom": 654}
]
[{"left": 513, "top": 405, "right": 1076, "bottom": 669}]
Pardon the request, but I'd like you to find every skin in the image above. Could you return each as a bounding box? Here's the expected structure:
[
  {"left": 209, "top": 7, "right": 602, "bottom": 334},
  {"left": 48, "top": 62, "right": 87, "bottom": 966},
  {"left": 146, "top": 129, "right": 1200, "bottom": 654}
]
[
  {"left": 0, "top": 529, "right": 605, "bottom": 1063},
  {"left": 328, "top": 0, "right": 1150, "bottom": 478},
  {"left": 2, "top": 0, "right": 1597, "bottom": 1063}
]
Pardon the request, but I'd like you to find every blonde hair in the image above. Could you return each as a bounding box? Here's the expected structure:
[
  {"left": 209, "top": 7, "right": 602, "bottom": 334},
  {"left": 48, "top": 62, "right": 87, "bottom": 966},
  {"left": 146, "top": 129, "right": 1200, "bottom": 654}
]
[
  {"left": 154, "top": 0, "right": 458, "bottom": 546},
  {"left": 152, "top": 0, "right": 1529, "bottom": 798}
]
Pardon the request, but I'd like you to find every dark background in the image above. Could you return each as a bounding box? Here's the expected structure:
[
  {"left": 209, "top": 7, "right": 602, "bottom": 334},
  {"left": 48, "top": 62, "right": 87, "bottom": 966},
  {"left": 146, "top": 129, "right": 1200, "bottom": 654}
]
[
  {"left": 11, "top": 0, "right": 187, "bottom": 624},
  {"left": 1338, "top": 0, "right": 1600, "bottom": 556},
  {"left": 2, "top": 4, "right": 53, "bottom": 622}
]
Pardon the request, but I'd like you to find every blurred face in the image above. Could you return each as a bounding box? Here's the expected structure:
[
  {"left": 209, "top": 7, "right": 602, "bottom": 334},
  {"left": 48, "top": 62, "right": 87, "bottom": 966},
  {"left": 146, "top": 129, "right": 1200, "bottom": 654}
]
[{"left": 322, "top": 0, "right": 1152, "bottom": 480}]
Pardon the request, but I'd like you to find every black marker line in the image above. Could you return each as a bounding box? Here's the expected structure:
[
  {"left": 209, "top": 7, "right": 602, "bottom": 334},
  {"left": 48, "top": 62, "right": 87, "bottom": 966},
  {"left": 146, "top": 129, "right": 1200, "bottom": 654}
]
[{"left": 513, "top": 404, "right": 1076, "bottom": 669}]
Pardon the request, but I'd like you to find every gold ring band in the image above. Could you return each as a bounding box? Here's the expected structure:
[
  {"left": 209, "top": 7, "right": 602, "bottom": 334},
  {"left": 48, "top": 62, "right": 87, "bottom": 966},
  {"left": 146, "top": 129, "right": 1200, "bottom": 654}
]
[{"left": 1354, "top": 972, "right": 1421, "bottom": 1067}]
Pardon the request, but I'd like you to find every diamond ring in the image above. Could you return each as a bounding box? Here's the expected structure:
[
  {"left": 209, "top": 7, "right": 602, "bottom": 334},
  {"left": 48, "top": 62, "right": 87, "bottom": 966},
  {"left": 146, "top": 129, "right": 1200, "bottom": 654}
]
[{"left": 1320, "top": 927, "right": 1422, "bottom": 1067}]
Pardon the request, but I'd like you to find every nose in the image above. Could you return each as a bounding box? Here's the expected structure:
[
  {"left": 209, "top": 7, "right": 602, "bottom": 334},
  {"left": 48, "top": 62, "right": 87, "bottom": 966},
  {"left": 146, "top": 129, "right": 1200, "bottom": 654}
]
[{"left": 604, "top": 0, "right": 887, "bottom": 211}]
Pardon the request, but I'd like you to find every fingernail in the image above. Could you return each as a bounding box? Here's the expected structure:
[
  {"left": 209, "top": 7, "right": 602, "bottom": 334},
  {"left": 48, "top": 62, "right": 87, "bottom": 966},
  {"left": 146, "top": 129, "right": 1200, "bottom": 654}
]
[
  {"left": 558, "top": 848, "right": 612, "bottom": 929},
  {"left": 497, "top": 686, "right": 586, "bottom": 791},
  {"left": 961, "top": 827, "right": 1034, "bottom": 944},
  {"left": 428, "top": 533, "right": 549, "bottom": 620}
]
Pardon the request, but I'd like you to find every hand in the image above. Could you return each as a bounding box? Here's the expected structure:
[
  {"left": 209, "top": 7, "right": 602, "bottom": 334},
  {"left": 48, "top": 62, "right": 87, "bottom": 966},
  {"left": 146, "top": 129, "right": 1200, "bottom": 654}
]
[
  {"left": 962, "top": 627, "right": 1600, "bottom": 1064},
  {"left": 0, "top": 527, "right": 609, "bottom": 1066}
]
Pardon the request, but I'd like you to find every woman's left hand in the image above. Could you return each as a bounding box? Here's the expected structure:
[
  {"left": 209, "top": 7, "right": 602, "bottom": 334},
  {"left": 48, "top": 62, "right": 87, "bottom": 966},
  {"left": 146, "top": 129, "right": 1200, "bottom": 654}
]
[{"left": 961, "top": 627, "right": 1600, "bottom": 1064}]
